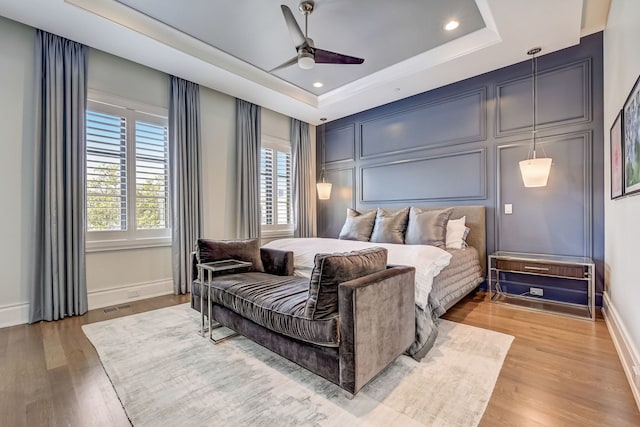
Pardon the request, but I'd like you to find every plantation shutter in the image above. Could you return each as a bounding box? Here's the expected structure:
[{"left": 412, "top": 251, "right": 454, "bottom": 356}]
[
  {"left": 260, "top": 147, "right": 274, "bottom": 225},
  {"left": 276, "top": 150, "right": 292, "bottom": 225},
  {"left": 86, "top": 110, "right": 127, "bottom": 231},
  {"left": 135, "top": 121, "right": 169, "bottom": 230}
]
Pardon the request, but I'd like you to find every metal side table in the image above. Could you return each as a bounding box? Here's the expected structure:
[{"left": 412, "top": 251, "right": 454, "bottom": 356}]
[{"left": 198, "top": 259, "right": 252, "bottom": 343}]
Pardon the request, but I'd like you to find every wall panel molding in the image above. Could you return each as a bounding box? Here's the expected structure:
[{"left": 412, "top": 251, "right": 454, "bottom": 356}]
[
  {"left": 318, "top": 167, "right": 356, "bottom": 235},
  {"left": 324, "top": 124, "right": 355, "bottom": 164},
  {"left": 496, "top": 59, "right": 592, "bottom": 137},
  {"left": 360, "top": 148, "right": 486, "bottom": 203},
  {"left": 495, "top": 131, "right": 592, "bottom": 257},
  {"left": 359, "top": 88, "right": 487, "bottom": 160}
]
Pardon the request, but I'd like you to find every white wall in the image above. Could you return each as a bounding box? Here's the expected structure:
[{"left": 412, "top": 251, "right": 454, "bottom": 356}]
[
  {"left": 0, "top": 16, "right": 315, "bottom": 326},
  {"left": 0, "top": 18, "right": 241, "bottom": 324},
  {"left": 604, "top": 0, "right": 640, "bottom": 404},
  {"left": 0, "top": 16, "right": 36, "bottom": 326},
  {"left": 86, "top": 48, "right": 174, "bottom": 306},
  {"left": 261, "top": 107, "right": 317, "bottom": 244},
  {"left": 200, "top": 86, "right": 237, "bottom": 239}
]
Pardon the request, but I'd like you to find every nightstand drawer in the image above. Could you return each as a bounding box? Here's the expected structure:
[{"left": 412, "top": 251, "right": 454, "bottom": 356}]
[{"left": 495, "top": 259, "right": 586, "bottom": 279}]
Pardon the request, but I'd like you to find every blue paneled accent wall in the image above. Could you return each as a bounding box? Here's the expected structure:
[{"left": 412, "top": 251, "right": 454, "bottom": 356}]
[{"left": 316, "top": 33, "right": 604, "bottom": 306}]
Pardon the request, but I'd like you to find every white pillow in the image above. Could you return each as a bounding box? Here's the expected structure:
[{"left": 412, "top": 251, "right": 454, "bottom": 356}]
[{"left": 446, "top": 216, "right": 469, "bottom": 249}]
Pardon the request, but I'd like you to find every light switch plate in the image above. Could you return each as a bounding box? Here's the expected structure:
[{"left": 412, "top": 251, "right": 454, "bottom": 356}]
[{"left": 504, "top": 204, "right": 513, "bottom": 215}]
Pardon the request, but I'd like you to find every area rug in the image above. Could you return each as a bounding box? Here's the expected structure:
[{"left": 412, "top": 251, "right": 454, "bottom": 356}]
[{"left": 82, "top": 304, "right": 513, "bottom": 427}]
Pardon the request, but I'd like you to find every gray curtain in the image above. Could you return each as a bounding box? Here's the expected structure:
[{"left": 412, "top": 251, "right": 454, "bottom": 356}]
[
  {"left": 169, "top": 76, "right": 202, "bottom": 294},
  {"left": 30, "top": 30, "right": 88, "bottom": 323},
  {"left": 236, "top": 99, "right": 261, "bottom": 239},
  {"left": 291, "top": 118, "right": 314, "bottom": 237}
]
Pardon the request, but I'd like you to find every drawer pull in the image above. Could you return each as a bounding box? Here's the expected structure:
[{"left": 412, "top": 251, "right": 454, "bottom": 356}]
[{"left": 523, "top": 266, "right": 549, "bottom": 271}]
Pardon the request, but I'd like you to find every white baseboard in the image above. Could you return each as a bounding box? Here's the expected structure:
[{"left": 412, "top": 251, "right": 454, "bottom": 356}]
[
  {"left": 0, "top": 279, "right": 174, "bottom": 329},
  {"left": 602, "top": 292, "right": 640, "bottom": 411},
  {"left": 0, "top": 302, "right": 29, "bottom": 328},
  {"left": 87, "top": 278, "right": 174, "bottom": 310}
]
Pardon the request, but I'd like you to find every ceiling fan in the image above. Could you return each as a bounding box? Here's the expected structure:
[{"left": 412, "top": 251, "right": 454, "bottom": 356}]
[{"left": 272, "top": 1, "right": 365, "bottom": 71}]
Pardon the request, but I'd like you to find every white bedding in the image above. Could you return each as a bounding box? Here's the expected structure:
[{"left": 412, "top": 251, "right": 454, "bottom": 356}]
[{"left": 263, "top": 238, "right": 452, "bottom": 310}]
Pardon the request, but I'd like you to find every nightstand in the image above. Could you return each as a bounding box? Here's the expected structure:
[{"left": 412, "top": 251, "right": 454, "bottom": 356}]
[{"left": 488, "top": 251, "right": 595, "bottom": 321}]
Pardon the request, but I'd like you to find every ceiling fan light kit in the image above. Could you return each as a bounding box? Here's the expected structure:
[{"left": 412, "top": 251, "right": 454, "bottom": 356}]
[
  {"left": 273, "top": 1, "right": 364, "bottom": 72},
  {"left": 298, "top": 50, "right": 315, "bottom": 69}
]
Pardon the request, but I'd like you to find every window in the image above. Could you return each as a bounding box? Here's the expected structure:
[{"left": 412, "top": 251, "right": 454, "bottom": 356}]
[
  {"left": 260, "top": 136, "right": 293, "bottom": 235},
  {"left": 85, "top": 93, "right": 170, "bottom": 250}
]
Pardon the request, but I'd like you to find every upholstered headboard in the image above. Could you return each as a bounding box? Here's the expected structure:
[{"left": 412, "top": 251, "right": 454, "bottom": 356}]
[{"left": 413, "top": 205, "right": 486, "bottom": 278}]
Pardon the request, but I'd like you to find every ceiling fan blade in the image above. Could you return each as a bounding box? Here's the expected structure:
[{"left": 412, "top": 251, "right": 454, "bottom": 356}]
[
  {"left": 280, "top": 5, "right": 307, "bottom": 49},
  {"left": 314, "top": 48, "right": 364, "bottom": 65},
  {"left": 270, "top": 56, "right": 299, "bottom": 72}
]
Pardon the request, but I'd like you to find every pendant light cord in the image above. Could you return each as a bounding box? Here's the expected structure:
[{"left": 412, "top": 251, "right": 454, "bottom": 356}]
[
  {"left": 320, "top": 119, "right": 327, "bottom": 183},
  {"left": 531, "top": 50, "right": 537, "bottom": 158},
  {"left": 527, "top": 47, "right": 548, "bottom": 160}
]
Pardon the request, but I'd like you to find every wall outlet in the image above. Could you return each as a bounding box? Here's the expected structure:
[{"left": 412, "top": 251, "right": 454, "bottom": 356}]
[
  {"left": 127, "top": 290, "right": 140, "bottom": 298},
  {"left": 504, "top": 204, "right": 513, "bottom": 215},
  {"left": 530, "top": 287, "right": 544, "bottom": 296}
]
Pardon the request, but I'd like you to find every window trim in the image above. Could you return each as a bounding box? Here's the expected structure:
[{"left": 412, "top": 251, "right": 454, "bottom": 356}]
[
  {"left": 260, "top": 134, "right": 294, "bottom": 237},
  {"left": 86, "top": 90, "right": 171, "bottom": 251}
]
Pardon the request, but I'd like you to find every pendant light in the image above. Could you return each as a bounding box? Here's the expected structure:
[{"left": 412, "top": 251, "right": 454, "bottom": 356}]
[
  {"left": 316, "top": 118, "right": 332, "bottom": 199},
  {"left": 519, "top": 47, "right": 552, "bottom": 187}
]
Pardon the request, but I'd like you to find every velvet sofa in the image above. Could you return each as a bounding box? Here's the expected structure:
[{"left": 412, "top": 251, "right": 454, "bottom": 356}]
[{"left": 190, "top": 239, "right": 416, "bottom": 395}]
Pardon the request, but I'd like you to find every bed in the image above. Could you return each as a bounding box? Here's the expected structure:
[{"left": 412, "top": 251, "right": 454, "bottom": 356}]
[{"left": 264, "top": 205, "right": 486, "bottom": 360}]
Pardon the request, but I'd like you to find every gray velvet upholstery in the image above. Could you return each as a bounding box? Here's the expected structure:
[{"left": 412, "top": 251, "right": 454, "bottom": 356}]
[
  {"left": 305, "top": 247, "right": 388, "bottom": 319},
  {"left": 197, "top": 238, "right": 264, "bottom": 272},
  {"left": 207, "top": 272, "right": 340, "bottom": 346},
  {"left": 211, "top": 304, "right": 341, "bottom": 386},
  {"left": 338, "top": 266, "right": 416, "bottom": 394},
  {"left": 190, "top": 241, "right": 415, "bottom": 395},
  {"left": 405, "top": 207, "right": 453, "bottom": 248},
  {"left": 260, "top": 248, "right": 294, "bottom": 276},
  {"left": 370, "top": 207, "right": 410, "bottom": 244},
  {"left": 338, "top": 208, "right": 376, "bottom": 241}
]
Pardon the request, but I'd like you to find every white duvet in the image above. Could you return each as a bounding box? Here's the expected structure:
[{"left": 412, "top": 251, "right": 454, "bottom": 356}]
[{"left": 263, "top": 238, "right": 452, "bottom": 310}]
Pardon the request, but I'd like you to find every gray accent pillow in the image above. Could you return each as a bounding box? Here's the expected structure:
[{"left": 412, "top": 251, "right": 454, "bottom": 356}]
[
  {"left": 405, "top": 207, "right": 454, "bottom": 248},
  {"left": 197, "top": 238, "right": 264, "bottom": 272},
  {"left": 370, "top": 207, "right": 410, "bottom": 244},
  {"left": 338, "top": 208, "right": 376, "bottom": 241},
  {"left": 305, "top": 247, "right": 388, "bottom": 319}
]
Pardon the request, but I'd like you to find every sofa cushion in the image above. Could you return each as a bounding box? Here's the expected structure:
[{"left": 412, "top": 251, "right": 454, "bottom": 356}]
[
  {"left": 197, "top": 238, "right": 264, "bottom": 272},
  {"left": 194, "top": 272, "right": 340, "bottom": 347},
  {"left": 305, "top": 247, "right": 388, "bottom": 319}
]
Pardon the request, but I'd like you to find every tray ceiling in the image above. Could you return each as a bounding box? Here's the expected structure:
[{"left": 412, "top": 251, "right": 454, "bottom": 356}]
[{"left": 0, "top": 0, "right": 609, "bottom": 124}]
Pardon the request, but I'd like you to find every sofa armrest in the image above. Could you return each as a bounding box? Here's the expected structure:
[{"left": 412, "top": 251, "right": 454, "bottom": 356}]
[
  {"left": 260, "top": 248, "right": 294, "bottom": 276},
  {"left": 191, "top": 251, "right": 199, "bottom": 281},
  {"left": 338, "top": 265, "right": 416, "bottom": 394}
]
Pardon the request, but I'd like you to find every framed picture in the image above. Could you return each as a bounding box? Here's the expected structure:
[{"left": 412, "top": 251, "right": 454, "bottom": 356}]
[
  {"left": 611, "top": 110, "right": 624, "bottom": 199},
  {"left": 623, "top": 74, "right": 640, "bottom": 196}
]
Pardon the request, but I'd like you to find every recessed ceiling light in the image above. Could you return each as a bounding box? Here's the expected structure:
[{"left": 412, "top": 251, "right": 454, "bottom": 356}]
[
  {"left": 444, "top": 20, "right": 459, "bottom": 31},
  {"left": 313, "top": 82, "right": 323, "bottom": 88}
]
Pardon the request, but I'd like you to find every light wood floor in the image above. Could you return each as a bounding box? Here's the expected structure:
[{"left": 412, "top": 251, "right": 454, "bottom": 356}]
[{"left": 1, "top": 293, "right": 638, "bottom": 426}]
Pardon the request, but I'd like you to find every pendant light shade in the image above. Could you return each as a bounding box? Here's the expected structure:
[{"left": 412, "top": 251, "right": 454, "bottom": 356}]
[
  {"left": 520, "top": 47, "right": 552, "bottom": 188},
  {"left": 316, "top": 181, "right": 332, "bottom": 200},
  {"left": 519, "top": 157, "right": 552, "bottom": 187},
  {"left": 317, "top": 118, "right": 331, "bottom": 199}
]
